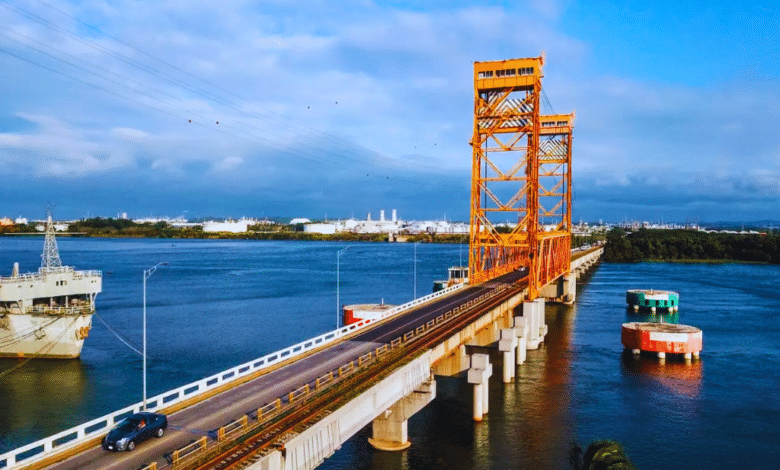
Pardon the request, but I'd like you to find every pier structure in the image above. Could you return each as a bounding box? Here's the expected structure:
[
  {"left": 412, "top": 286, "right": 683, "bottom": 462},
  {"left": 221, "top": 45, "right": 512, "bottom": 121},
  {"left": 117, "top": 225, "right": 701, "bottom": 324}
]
[{"left": 622, "top": 322, "right": 702, "bottom": 362}]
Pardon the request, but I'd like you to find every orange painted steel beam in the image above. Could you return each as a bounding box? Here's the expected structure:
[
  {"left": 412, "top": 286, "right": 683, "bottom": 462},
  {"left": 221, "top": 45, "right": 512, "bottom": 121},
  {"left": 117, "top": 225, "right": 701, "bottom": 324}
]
[
  {"left": 469, "top": 56, "right": 543, "bottom": 296},
  {"left": 536, "top": 112, "right": 574, "bottom": 290}
]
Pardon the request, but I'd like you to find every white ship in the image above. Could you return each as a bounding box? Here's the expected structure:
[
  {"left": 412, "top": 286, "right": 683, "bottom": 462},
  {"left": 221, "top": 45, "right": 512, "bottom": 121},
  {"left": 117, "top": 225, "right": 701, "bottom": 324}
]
[{"left": 0, "top": 214, "right": 102, "bottom": 358}]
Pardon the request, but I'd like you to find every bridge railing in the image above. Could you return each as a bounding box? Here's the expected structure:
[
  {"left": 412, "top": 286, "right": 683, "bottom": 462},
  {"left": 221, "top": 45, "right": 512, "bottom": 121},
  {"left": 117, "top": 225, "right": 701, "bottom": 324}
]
[
  {"left": 0, "top": 282, "right": 466, "bottom": 470},
  {"left": 165, "top": 281, "right": 516, "bottom": 468}
]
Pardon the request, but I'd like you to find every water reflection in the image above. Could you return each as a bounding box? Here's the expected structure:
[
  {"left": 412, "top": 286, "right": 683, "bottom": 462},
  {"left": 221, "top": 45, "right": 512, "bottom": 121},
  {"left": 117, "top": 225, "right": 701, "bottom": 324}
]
[
  {"left": 620, "top": 352, "right": 703, "bottom": 398},
  {"left": 0, "top": 359, "right": 90, "bottom": 449}
]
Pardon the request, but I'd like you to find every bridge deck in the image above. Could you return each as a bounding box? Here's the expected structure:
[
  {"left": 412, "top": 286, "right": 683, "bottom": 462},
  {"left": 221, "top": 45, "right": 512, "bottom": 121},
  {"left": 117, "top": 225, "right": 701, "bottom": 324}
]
[{"left": 44, "top": 269, "right": 530, "bottom": 470}]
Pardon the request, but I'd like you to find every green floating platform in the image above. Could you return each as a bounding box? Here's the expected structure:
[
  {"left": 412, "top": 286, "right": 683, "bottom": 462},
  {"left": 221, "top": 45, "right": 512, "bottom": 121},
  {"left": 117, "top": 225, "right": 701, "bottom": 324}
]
[{"left": 626, "top": 289, "right": 679, "bottom": 312}]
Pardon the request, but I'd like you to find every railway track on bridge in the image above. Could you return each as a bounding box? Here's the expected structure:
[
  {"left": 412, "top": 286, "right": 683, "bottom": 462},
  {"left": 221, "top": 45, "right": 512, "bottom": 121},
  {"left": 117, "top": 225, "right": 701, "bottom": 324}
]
[{"left": 184, "top": 274, "right": 530, "bottom": 470}]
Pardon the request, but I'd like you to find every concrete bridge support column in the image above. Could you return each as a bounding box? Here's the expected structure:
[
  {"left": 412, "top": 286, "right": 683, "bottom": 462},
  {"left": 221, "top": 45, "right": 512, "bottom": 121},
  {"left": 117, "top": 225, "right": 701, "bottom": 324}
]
[
  {"left": 513, "top": 317, "right": 528, "bottom": 365},
  {"left": 562, "top": 273, "right": 576, "bottom": 304},
  {"left": 541, "top": 270, "right": 578, "bottom": 304},
  {"left": 368, "top": 378, "right": 437, "bottom": 451},
  {"left": 467, "top": 353, "right": 492, "bottom": 421},
  {"left": 536, "top": 298, "right": 548, "bottom": 342},
  {"left": 522, "top": 299, "right": 546, "bottom": 349},
  {"left": 498, "top": 329, "right": 517, "bottom": 383},
  {"left": 522, "top": 302, "right": 539, "bottom": 349}
]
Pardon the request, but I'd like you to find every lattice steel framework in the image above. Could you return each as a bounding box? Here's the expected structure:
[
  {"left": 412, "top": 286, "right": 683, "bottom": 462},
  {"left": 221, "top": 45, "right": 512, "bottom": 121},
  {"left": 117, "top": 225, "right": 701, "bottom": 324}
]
[
  {"left": 536, "top": 113, "right": 574, "bottom": 289},
  {"left": 41, "top": 212, "right": 62, "bottom": 270},
  {"left": 469, "top": 56, "right": 543, "bottom": 294}
]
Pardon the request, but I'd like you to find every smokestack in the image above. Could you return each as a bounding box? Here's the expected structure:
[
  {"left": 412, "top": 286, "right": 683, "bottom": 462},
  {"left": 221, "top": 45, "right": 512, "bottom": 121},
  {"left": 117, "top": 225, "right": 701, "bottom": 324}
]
[
  {"left": 367, "top": 212, "right": 372, "bottom": 221},
  {"left": 380, "top": 210, "right": 385, "bottom": 222},
  {"left": 392, "top": 209, "right": 397, "bottom": 222}
]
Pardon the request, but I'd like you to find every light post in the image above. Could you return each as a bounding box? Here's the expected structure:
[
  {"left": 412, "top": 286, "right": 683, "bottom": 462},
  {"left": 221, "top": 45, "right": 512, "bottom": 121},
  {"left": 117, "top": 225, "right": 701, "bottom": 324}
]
[
  {"left": 414, "top": 241, "right": 421, "bottom": 299},
  {"left": 143, "top": 262, "right": 167, "bottom": 411},
  {"left": 336, "top": 247, "right": 349, "bottom": 329}
]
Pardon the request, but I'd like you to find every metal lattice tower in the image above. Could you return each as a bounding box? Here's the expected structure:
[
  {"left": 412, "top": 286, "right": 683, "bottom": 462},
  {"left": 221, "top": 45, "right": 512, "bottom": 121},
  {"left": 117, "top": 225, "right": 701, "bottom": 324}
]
[
  {"left": 469, "top": 56, "right": 543, "bottom": 294},
  {"left": 536, "top": 113, "right": 574, "bottom": 289},
  {"left": 41, "top": 212, "right": 62, "bottom": 269}
]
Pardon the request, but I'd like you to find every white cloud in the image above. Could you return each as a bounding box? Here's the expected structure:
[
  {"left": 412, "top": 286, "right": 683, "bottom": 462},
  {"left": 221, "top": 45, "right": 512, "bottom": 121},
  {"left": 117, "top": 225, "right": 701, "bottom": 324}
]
[
  {"left": 213, "top": 156, "right": 243, "bottom": 172},
  {"left": 0, "top": 1, "right": 777, "bottom": 221},
  {"left": 111, "top": 127, "right": 148, "bottom": 140}
]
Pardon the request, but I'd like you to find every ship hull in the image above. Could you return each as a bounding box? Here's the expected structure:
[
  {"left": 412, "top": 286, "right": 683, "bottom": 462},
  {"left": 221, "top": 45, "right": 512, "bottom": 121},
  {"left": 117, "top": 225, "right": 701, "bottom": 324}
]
[{"left": 0, "top": 313, "right": 93, "bottom": 358}]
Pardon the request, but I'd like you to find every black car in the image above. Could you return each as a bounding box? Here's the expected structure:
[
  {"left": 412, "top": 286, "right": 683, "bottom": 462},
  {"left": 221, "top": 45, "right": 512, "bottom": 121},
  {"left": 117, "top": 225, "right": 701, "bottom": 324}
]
[{"left": 102, "top": 412, "right": 167, "bottom": 451}]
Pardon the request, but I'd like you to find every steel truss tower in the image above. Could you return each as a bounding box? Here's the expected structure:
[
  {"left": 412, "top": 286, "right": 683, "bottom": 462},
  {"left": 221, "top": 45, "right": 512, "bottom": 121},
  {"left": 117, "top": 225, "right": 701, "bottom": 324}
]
[
  {"left": 469, "top": 56, "right": 543, "bottom": 292},
  {"left": 536, "top": 113, "right": 574, "bottom": 291},
  {"left": 41, "top": 212, "right": 62, "bottom": 270}
]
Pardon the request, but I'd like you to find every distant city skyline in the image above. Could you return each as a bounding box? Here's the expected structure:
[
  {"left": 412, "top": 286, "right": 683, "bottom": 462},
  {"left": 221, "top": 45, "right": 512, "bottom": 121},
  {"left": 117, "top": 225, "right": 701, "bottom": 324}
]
[
  {"left": 1, "top": 1, "right": 778, "bottom": 222},
  {"left": 4, "top": 208, "right": 778, "bottom": 228}
]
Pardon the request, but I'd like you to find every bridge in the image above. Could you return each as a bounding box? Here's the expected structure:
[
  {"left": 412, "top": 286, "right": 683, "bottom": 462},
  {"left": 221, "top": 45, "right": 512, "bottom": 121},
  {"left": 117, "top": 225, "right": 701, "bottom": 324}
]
[{"left": 0, "top": 56, "right": 605, "bottom": 470}]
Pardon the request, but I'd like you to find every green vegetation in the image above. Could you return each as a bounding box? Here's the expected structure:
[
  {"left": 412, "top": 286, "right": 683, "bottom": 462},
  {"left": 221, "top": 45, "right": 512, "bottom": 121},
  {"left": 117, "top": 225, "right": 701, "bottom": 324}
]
[
  {"left": 0, "top": 223, "right": 39, "bottom": 235},
  {"left": 604, "top": 227, "right": 780, "bottom": 263},
  {"left": 572, "top": 233, "right": 605, "bottom": 248},
  {"left": 0, "top": 218, "right": 477, "bottom": 244},
  {"left": 67, "top": 218, "right": 182, "bottom": 238},
  {"left": 569, "top": 440, "right": 636, "bottom": 470}
]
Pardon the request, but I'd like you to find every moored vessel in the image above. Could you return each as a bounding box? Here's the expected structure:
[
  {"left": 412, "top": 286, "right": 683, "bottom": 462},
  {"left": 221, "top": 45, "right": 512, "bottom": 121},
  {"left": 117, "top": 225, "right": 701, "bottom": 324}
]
[
  {"left": 0, "top": 214, "right": 102, "bottom": 358},
  {"left": 432, "top": 266, "right": 468, "bottom": 292}
]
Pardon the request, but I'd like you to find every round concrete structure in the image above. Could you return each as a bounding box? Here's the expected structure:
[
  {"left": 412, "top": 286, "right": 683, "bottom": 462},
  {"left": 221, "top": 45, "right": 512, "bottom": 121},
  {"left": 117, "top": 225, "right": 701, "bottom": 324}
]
[
  {"left": 626, "top": 289, "right": 679, "bottom": 312},
  {"left": 622, "top": 322, "right": 702, "bottom": 359}
]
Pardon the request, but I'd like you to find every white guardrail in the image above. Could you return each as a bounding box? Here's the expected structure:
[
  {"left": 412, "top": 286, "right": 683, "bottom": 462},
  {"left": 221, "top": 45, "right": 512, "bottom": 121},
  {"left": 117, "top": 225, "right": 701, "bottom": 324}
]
[{"left": 0, "top": 282, "right": 466, "bottom": 469}]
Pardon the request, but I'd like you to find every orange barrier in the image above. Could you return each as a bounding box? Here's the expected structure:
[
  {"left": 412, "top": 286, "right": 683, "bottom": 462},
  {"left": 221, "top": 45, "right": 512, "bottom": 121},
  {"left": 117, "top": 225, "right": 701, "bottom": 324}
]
[{"left": 171, "top": 436, "right": 207, "bottom": 465}]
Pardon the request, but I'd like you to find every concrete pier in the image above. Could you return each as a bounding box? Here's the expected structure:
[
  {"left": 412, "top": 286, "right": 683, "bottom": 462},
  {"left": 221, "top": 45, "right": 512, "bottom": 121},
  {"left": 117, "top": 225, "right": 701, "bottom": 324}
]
[
  {"left": 622, "top": 322, "right": 702, "bottom": 361},
  {"left": 513, "top": 317, "right": 528, "bottom": 365},
  {"left": 540, "top": 272, "right": 576, "bottom": 304},
  {"left": 498, "top": 328, "right": 517, "bottom": 383},
  {"left": 467, "top": 353, "right": 492, "bottom": 421},
  {"left": 369, "top": 379, "right": 437, "bottom": 451},
  {"left": 521, "top": 298, "right": 546, "bottom": 350}
]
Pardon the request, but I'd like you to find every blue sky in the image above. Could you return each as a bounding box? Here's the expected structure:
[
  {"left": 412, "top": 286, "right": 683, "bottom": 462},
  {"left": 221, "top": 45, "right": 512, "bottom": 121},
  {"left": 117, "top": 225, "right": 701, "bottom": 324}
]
[{"left": 0, "top": 0, "right": 778, "bottom": 222}]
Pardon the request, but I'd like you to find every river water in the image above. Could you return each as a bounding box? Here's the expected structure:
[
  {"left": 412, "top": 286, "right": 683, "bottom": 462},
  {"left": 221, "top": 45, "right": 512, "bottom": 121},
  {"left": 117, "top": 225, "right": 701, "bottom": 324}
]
[{"left": 1, "top": 238, "right": 778, "bottom": 469}]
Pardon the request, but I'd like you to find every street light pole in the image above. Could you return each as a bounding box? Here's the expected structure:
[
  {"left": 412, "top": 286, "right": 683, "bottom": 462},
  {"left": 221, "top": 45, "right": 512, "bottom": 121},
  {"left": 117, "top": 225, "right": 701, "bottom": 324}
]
[
  {"left": 336, "top": 247, "right": 349, "bottom": 329},
  {"left": 414, "top": 241, "right": 421, "bottom": 299},
  {"left": 143, "top": 262, "right": 167, "bottom": 411}
]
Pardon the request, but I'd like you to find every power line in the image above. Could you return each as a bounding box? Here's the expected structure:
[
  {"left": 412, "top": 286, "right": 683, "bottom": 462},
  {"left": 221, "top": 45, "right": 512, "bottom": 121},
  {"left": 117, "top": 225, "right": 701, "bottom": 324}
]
[
  {"left": 541, "top": 88, "right": 555, "bottom": 115},
  {"left": 3, "top": 0, "right": 427, "bottom": 173},
  {"left": 0, "top": 42, "right": 400, "bottom": 179},
  {"left": 0, "top": 1, "right": 453, "bottom": 187}
]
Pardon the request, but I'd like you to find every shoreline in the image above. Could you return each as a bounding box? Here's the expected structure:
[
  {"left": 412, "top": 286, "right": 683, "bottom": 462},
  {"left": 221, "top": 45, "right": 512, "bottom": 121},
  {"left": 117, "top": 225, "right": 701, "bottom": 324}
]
[
  {"left": 607, "top": 258, "right": 770, "bottom": 265},
  {"left": 0, "top": 231, "right": 469, "bottom": 244}
]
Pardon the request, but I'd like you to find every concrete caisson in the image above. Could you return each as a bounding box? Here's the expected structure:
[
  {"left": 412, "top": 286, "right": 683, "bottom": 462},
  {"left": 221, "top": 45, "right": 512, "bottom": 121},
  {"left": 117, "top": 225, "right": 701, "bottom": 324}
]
[{"left": 621, "top": 322, "right": 702, "bottom": 360}]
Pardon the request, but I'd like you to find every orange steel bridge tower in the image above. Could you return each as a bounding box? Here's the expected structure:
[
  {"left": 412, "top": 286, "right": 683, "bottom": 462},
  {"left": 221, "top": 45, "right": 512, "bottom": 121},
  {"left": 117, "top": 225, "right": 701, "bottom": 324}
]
[
  {"left": 469, "top": 56, "right": 573, "bottom": 300},
  {"left": 469, "top": 56, "right": 543, "bottom": 292},
  {"left": 536, "top": 112, "right": 574, "bottom": 293}
]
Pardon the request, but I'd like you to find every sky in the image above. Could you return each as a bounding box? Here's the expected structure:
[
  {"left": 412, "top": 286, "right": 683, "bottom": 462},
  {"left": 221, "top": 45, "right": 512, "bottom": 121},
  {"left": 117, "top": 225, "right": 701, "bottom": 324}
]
[{"left": 0, "top": 0, "right": 778, "bottom": 223}]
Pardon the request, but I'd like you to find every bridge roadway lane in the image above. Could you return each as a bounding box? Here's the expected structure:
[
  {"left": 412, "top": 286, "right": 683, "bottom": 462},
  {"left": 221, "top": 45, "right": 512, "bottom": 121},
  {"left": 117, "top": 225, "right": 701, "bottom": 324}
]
[{"left": 45, "top": 269, "right": 528, "bottom": 470}]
